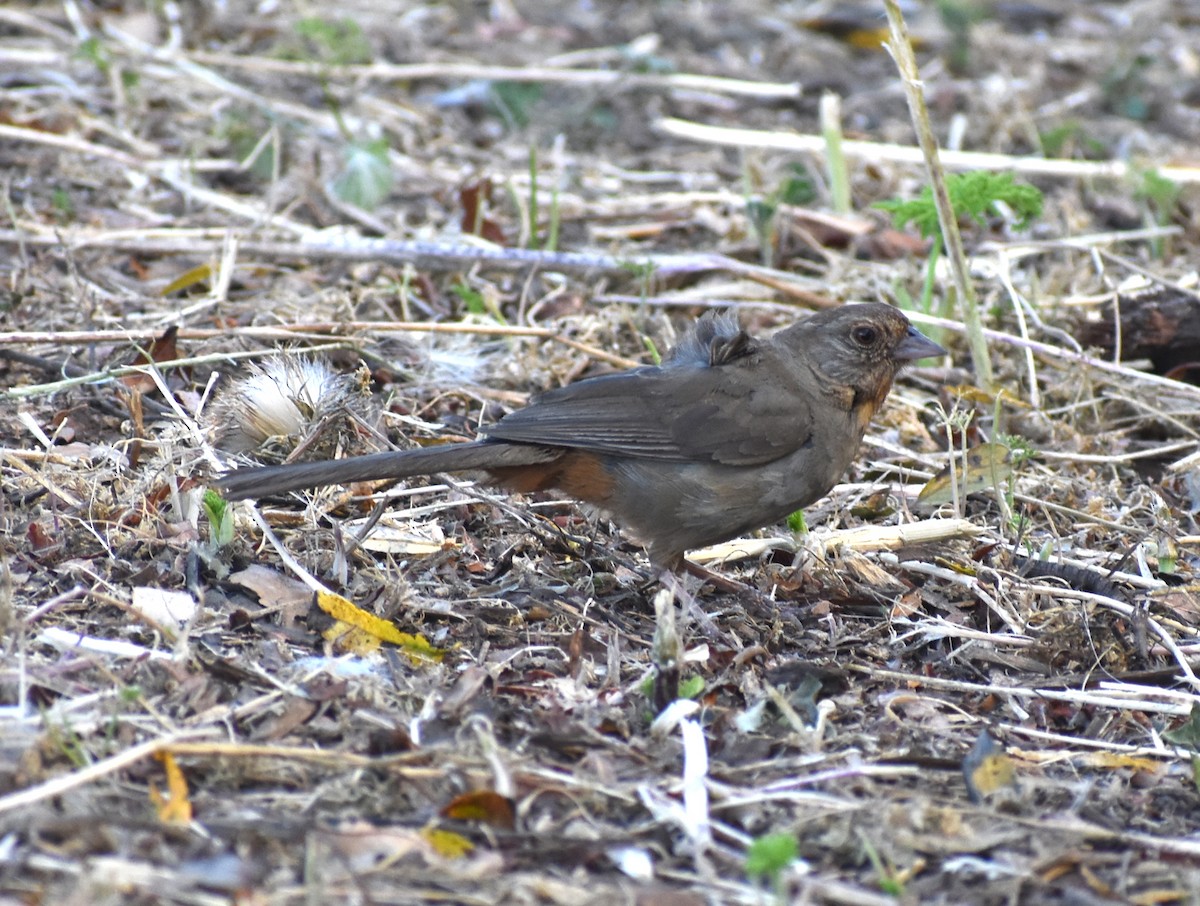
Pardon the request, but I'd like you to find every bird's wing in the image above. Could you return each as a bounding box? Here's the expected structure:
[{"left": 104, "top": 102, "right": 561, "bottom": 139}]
[{"left": 484, "top": 343, "right": 817, "bottom": 466}]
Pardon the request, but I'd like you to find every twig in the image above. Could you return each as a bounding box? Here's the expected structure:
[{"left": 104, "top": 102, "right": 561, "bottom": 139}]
[
  {"left": 0, "top": 731, "right": 213, "bottom": 816},
  {"left": 0, "top": 324, "right": 642, "bottom": 401},
  {"left": 0, "top": 228, "right": 823, "bottom": 295},
  {"left": 187, "top": 52, "right": 803, "bottom": 99},
  {"left": 656, "top": 118, "right": 1200, "bottom": 184},
  {"left": 1043, "top": 585, "right": 1200, "bottom": 693},
  {"left": 0, "top": 345, "right": 352, "bottom": 400},
  {"left": 883, "top": 1, "right": 992, "bottom": 390},
  {"left": 905, "top": 312, "right": 1200, "bottom": 403},
  {"left": 845, "top": 664, "right": 1197, "bottom": 719}
]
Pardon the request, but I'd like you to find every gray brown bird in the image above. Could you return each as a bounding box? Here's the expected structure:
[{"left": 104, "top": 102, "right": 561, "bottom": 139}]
[{"left": 216, "top": 303, "right": 944, "bottom": 569}]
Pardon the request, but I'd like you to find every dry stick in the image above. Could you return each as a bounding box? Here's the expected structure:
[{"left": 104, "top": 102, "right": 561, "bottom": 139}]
[
  {"left": 185, "top": 52, "right": 803, "bottom": 99},
  {"left": 0, "top": 324, "right": 642, "bottom": 401},
  {"left": 0, "top": 227, "right": 824, "bottom": 297},
  {"left": 0, "top": 731, "right": 213, "bottom": 816},
  {"left": 1039, "top": 442, "right": 1197, "bottom": 465},
  {"left": 992, "top": 226, "right": 1184, "bottom": 255},
  {"left": 0, "top": 123, "right": 316, "bottom": 238},
  {"left": 2, "top": 453, "right": 83, "bottom": 508},
  {"left": 845, "top": 664, "right": 1196, "bottom": 719},
  {"left": 1049, "top": 585, "right": 1200, "bottom": 693},
  {"left": 0, "top": 344, "right": 352, "bottom": 400},
  {"left": 656, "top": 118, "right": 1200, "bottom": 184},
  {"left": 1095, "top": 246, "right": 1200, "bottom": 300},
  {"left": 906, "top": 311, "right": 1200, "bottom": 404},
  {"left": 883, "top": 1, "right": 992, "bottom": 392},
  {"left": 0, "top": 123, "right": 235, "bottom": 174},
  {"left": 994, "top": 251, "right": 1041, "bottom": 409}
]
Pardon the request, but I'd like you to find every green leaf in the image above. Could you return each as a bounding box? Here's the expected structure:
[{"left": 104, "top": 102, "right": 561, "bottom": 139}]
[
  {"left": 221, "top": 112, "right": 280, "bottom": 182},
  {"left": 745, "top": 832, "right": 799, "bottom": 882},
  {"left": 74, "top": 37, "right": 111, "bottom": 75},
  {"left": 294, "top": 17, "right": 373, "bottom": 65},
  {"left": 450, "top": 283, "right": 487, "bottom": 316},
  {"left": 786, "top": 509, "right": 807, "bottom": 535},
  {"left": 332, "top": 139, "right": 393, "bottom": 210},
  {"left": 745, "top": 198, "right": 776, "bottom": 235},
  {"left": 876, "top": 193, "right": 941, "bottom": 238},
  {"left": 777, "top": 164, "right": 816, "bottom": 205},
  {"left": 488, "top": 82, "right": 543, "bottom": 128},
  {"left": 1165, "top": 704, "right": 1200, "bottom": 751},
  {"left": 876, "top": 171, "right": 1043, "bottom": 239},
  {"left": 202, "top": 489, "right": 234, "bottom": 549}
]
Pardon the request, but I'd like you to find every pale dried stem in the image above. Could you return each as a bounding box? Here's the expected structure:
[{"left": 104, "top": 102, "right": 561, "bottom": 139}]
[{"left": 657, "top": 118, "right": 1200, "bottom": 184}]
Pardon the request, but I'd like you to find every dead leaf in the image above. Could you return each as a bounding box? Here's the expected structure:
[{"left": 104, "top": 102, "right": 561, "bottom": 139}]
[
  {"left": 944, "top": 384, "right": 1031, "bottom": 409},
  {"left": 150, "top": 751, "right": 193, "bottom": 824},
  {"left": 160, "top": 263, "right": 213, "bottom": 297},
  {"left": 962, "top": 729, "right": 1017, "bottom": 803},
  {"left": 314, "top": 590, "right": 444, "bottom": 662},
  {"left": 440, "top": 790, "right": 516, "bottom": 830},
  {"left": 120, "top": 326, "right": 180, "bottom": 396},
  {"left": 919, "top": 443, "right": 1013, "bottom": 506},
  {"left": 421, "top": 827, "right": 474, "bottom": 859},
  {"left": 459, "top": 178, "right": 507, "bottom": 245}
]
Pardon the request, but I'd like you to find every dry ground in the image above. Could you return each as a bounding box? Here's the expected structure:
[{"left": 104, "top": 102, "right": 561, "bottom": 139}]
[{"left": 2, "top": 1, "right": 1200, "bottom": 904}]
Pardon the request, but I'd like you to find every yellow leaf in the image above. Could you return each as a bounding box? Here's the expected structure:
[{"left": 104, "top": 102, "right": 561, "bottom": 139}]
[
  {"left": 160, "top": 263, "right": 213, "bottom": 297},
  {"left": 944, "top": 384, "right": 1031, "bottom": 409},
  {"left": 149, "top": 751, "right": 193, "bottom": 824},
  {"left": 962, "top": 730, "right": 1017, "bottom": 803},
  {"left": 315, "top": 591, "right": 443, "bottom": 662},
  {"left": 421, "top": 827, "right": 474, "bottom": 859},
  {"left": 919, "top": 442, "right": 1013, "bottom": 506},
  {"left": 1130, "top": 888, "right": 1189, "bottom": 905},
  {"left": 1081, "top": 752, "right": 1164, "bottom": 774},
  {"left": 323, "top": 623, "right": 384, "bottom": 656}
]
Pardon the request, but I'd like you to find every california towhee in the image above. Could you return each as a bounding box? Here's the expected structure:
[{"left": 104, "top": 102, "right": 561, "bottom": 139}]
[{"left": 216, "top": 303, "right": 944, "bottom": 569}]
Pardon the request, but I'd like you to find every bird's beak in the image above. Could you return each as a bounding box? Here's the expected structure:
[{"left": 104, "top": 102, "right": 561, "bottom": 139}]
[{"left": 895, "top": 326, "right": 946, "bottom": 361}]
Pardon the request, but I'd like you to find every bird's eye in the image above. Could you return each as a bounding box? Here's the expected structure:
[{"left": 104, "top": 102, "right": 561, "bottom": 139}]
[{"left": 851, "top": 325, "right": 878, "bottom": 347}]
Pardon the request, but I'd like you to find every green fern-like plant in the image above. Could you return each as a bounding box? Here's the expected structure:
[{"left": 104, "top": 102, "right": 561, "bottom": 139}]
[{"left": 877, "top": 171, "right": 1043, "bottom": 238}]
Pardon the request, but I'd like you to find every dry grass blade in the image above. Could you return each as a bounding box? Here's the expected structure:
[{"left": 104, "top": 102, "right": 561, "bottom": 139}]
[{"left": 3, "top": 2, "right": 1200, "bottom": 904}]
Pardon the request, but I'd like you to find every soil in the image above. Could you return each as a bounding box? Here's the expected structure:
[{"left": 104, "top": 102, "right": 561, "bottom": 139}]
[{"left": 2, "top": 1, "right": 1200, "bottom": 904}]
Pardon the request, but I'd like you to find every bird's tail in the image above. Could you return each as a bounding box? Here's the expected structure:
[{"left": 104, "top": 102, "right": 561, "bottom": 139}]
[{"left": 214, "top": 441, "right": 556, "bottom": 500}]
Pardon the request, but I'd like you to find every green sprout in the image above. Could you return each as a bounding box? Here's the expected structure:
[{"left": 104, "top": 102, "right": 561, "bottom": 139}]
[
  {"left": 859, "top": 832, "right": 906, "bottom": 896},
  {"left": 678, "top": 676, "right": 705, "bottom": 700},
  {"left": 449, "top": 282, "right": 488, "bottom": 317},
  {"left": 1137, "top": 168, "right": 1181, "bottom": 257},
  {"left": 526, "top": 145, "right": 562, "bottom": 251},
  {"left": 877, "top": 171, "right": 1043, "bottom": 239},
  {"left": 746, "top": 832, "right": 800, "bottom": 902},
  {"left": 488, "top": 82, "right": 544, "bottom": 129},
  {"left": 787, "top": 509, "right": 808, "bottom": 535},
  {"left": 202, "top": 489, "right": 234, "bottom": 551},
  {"left": 642, "top": 334, "right": 662, "bottom": 366},
  {"left": 74, "top": 37, "right": 111, "bottom": 75},
  {"left": 877, "top": 171, "right": 1043, "bottom": 342},
  {"left": 744, "top": 164, "right": 816, "bottom": 267}
]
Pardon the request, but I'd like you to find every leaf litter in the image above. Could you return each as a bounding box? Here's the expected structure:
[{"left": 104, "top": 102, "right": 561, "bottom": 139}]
[{"left": 1, "top": 2, "right": 1200, "bottom": 903}]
